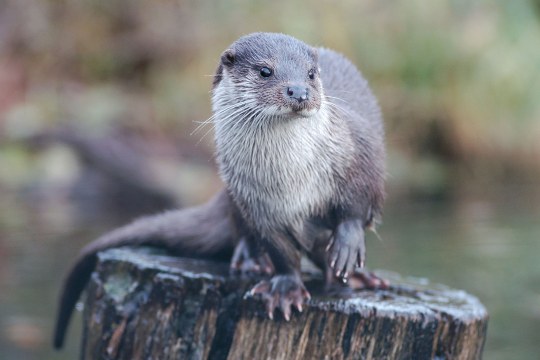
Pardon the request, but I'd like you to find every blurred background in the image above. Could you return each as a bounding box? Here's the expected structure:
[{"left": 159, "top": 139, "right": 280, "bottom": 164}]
[{"left": 0, "top": 0, "right": 539, "bottom": 359}]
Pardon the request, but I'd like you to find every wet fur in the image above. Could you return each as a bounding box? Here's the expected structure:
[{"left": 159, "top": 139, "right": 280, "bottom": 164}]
[
  {"left": 213, "top": 33, "right": 384, "bottom": 271},
  {"left": 53, "top": 32, "right": 385, "bottom": 348}
]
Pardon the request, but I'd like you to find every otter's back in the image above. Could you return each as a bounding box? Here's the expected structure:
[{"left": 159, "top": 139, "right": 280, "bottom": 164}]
[{"left": 318, "top": 48, "right": 382, "bottom": 133}]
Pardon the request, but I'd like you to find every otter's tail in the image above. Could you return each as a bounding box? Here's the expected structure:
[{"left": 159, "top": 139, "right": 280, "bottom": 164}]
[{"left": 53, "top": 190, "right": 235, "bottom": 349}]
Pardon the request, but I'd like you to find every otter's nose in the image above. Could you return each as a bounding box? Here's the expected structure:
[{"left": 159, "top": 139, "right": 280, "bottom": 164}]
[{"left": 286, "top": 85, "right": 309, "bottom": 102}]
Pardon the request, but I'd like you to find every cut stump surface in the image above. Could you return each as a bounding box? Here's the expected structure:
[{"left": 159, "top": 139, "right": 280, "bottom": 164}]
[{"left": 80, "top": 247, "right": 488, "bottom": 360}]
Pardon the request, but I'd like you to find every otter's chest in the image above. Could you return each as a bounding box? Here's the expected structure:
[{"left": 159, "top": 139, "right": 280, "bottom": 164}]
[{"left": 215, "top": 116, "right": 352, "bottom": 233}]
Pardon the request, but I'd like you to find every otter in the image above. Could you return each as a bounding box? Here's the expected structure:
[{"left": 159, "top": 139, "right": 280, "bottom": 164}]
[{"left": 53, "top": 32, "right": 386, "bottom": 349}]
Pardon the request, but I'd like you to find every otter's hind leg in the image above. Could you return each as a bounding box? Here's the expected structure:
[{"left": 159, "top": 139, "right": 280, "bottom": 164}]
[{"left": 230, "top": 237, "right": 274, "bottom": 275}]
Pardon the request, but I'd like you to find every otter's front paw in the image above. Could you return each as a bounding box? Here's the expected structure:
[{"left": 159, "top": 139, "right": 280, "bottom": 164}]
[
  {"left": 248, "top": 274, "right": 310, "bottom": 321},
  {"left": 327, "top": 219, "right": 365, "bottom": 281}
]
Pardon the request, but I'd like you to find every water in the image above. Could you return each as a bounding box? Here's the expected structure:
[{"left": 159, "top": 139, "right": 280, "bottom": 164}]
[
  {"left": 0, "top": 188, "right": 539, "bottom": 359},
  {"left": 371, "top": 193, "right": 540, "bottom": 360}
]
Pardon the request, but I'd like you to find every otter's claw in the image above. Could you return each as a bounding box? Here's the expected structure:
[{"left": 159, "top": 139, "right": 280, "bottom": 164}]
[{"left": 248, "top": 274, "right": 310, "bottom": 320}]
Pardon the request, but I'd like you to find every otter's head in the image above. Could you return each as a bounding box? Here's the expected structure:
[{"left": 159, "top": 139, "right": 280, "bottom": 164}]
[{"left": 212, "top": 33, "right": 323, "bottom": 120}]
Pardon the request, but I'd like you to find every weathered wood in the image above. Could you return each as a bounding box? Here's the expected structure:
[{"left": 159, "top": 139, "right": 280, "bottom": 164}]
[{"left": 81, "top": 248, "right": 488, "bottom": 360}]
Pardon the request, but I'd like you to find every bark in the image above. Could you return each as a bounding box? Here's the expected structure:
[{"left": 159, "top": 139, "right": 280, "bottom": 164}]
[{"left": 81, "top": 247, "right": 488, "bottom": 360}]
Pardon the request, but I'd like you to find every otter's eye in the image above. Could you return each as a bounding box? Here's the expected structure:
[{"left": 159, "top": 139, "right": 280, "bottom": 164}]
[
  {"left": 260, "top": 67, "right": 273, "bottom": 78},
  {"left": 308, "top": 69, "right": 315, "bottom": 80}
]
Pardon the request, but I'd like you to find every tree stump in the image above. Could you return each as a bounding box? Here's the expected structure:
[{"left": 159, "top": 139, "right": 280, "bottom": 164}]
[{"left": 80, "top": 248, "right": 488, "bottom": 360}]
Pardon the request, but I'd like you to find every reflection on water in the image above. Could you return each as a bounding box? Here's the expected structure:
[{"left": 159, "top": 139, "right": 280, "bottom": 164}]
[
  {"left": 0, "top": 189, "right": 539, "bottom": 359},
  {"left": 373, "top": 193, "right": 540, "bottom": 360},
  {"left": 0, "top": 193, "right": 124, "bottom": 360}
]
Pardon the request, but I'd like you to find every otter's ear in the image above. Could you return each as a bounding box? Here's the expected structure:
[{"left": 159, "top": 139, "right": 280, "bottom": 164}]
[
  {"left": 214, "top": 49, "right": 235, "bottom": 88},
  {"left": 221, "top": 49, "right": 236, "bottom": 67}
]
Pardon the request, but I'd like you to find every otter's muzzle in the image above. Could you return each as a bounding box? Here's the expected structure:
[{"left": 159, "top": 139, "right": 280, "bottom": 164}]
[{"left": 285, "top": 85, "right": 309, "bottom": 103}]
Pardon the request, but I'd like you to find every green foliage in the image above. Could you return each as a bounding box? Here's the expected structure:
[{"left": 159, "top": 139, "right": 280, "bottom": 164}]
[{"left": 1, "top": 0, "right": 539, "bottom": 189}]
